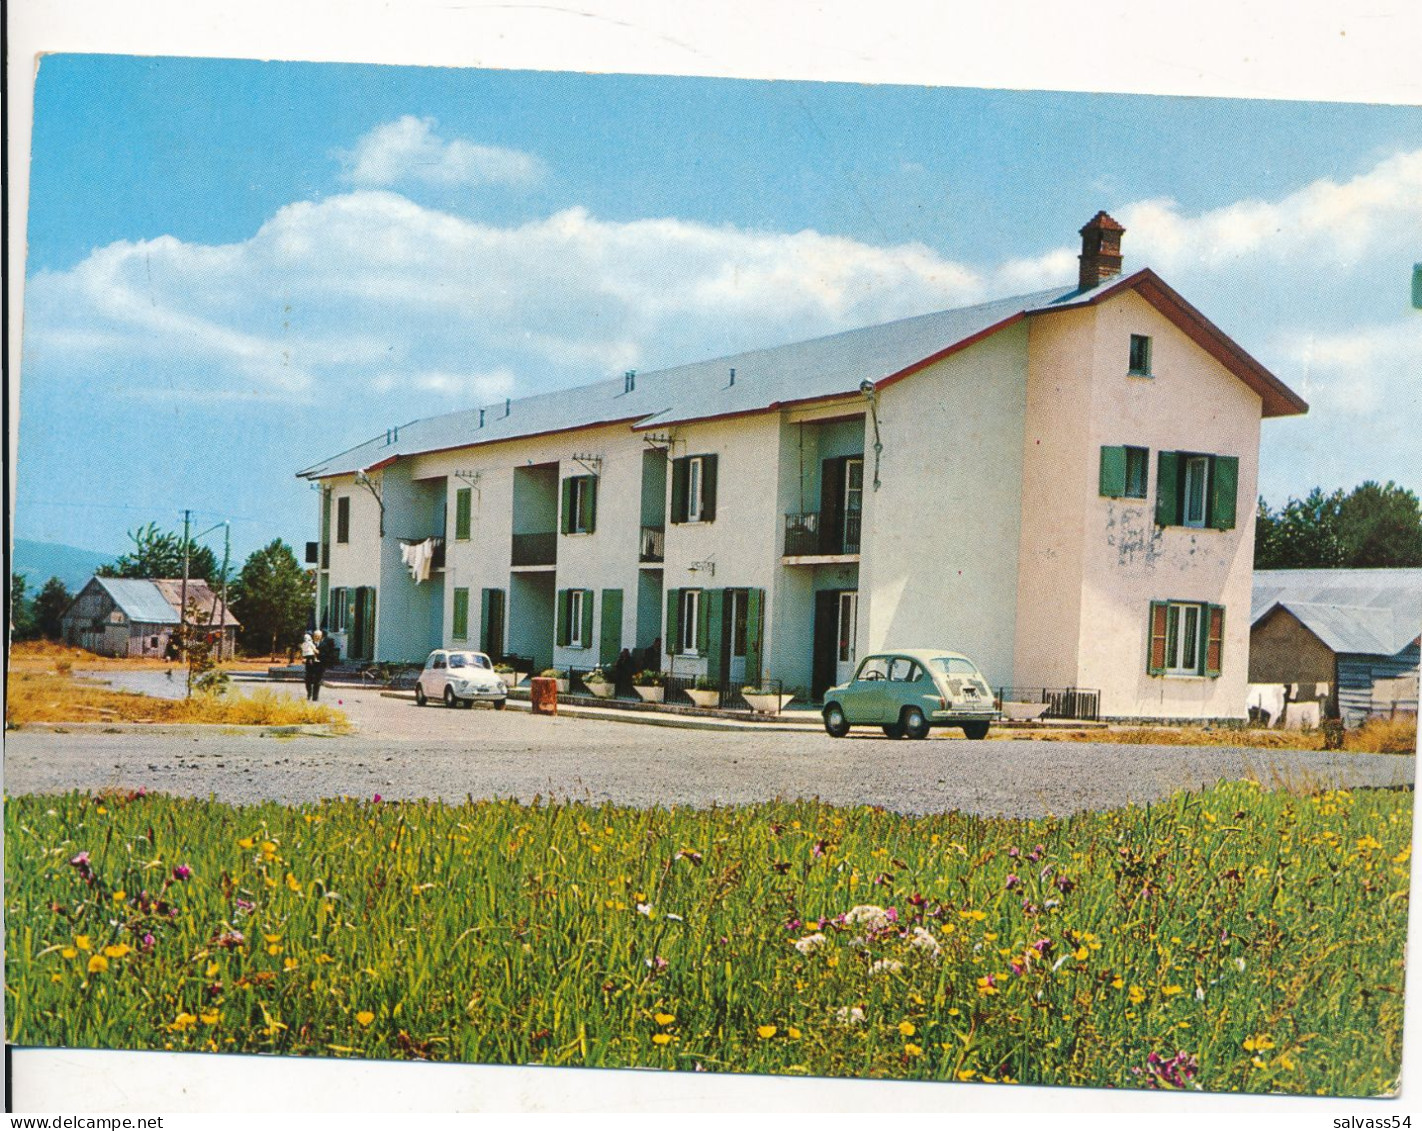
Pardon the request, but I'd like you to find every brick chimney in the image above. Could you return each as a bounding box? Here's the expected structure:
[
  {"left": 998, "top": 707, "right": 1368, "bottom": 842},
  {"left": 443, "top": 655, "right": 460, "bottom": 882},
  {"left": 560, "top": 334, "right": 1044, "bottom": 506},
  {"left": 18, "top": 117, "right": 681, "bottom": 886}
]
[{"left": 1078, "top": 211, "right": 1125, "bottom": 291}]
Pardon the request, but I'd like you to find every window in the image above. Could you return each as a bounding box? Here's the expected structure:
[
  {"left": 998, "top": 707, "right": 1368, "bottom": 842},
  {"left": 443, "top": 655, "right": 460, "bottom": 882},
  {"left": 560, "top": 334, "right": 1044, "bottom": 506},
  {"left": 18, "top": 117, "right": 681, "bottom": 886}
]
[
  {"left": 454, "top": 488, "right": 472, "bottom": 541},
  {"left": 1128, "top": 334, "right": 1153, "bottom": 376},
  {"left": 856, "top": 657, "right": 889, "bottom": 682},
  {"left": 336, "top": 497, "right": 350, "bottom": 543},
  {"left": 561, "top": 475, "right": 597, "bottom": 534},
  {"left": 1099, "top": 445, "right": 1150, "bottom": 499},
  {"left": 670, "top": 455, "right": 718, "bottom": 523},
  {"left": 888, "top": 657, "right": 921, "bottom": 682},
  {"left": 452, "top": 588, "right": 470, "bottom": 639},
  {"left": 679, "top": 589, "right": 701, "bottom": 654},
  {"left": 481, "top": 589, "right": 506, "bottom": 657},
  {"left": 1155, "top": 452, "right": 1239, "bottom": 530},
  {"left": 1148, "top": 601, "right": 1225, "bottom": 677},
  {"left": 329, "top": 588, "right": 348, "bottom": 632},
  {"left": 557, "top": 588, "right": 594, "bottom": 648},
  {"left": 1182, "top": 456, "right": 1209, "bottom": 527}
]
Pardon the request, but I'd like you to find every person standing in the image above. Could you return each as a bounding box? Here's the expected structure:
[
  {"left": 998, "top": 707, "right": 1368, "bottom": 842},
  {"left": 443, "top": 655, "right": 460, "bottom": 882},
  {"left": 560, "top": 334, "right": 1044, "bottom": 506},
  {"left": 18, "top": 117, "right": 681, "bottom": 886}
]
[
  {"left": 312, "top": 629, "right": 339, "bottom": 701},
  {"left": 300, "top": 632, "right": 319, "bottom": 701}
]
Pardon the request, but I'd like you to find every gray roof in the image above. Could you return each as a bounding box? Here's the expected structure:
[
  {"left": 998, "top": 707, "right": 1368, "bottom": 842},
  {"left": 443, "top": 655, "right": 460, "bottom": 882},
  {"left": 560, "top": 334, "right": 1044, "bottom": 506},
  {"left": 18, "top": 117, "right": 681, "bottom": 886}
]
[
  {"left": 91, "top": 577, "right": 183, "bottom": 625},
  {"left": 1252, "top": 569, "right": 1422, "bottom": 657},
  {"left": 298, "top": 285, "right": 1076, "bottom": 479}
]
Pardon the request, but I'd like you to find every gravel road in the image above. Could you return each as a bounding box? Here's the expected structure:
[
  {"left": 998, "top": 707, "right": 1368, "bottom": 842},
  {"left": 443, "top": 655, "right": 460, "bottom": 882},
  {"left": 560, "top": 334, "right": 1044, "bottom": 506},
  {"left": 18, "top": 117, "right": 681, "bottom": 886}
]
[{"left": 4, "top": 683, "right": 1414, "bottom": 816}]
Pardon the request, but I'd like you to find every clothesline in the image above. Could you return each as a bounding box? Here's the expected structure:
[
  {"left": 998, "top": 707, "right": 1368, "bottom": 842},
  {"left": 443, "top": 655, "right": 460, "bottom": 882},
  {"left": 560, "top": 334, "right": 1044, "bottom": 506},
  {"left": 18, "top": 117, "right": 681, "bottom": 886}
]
[{"left": 398, "top": 536, "right": 444, "bottom": 583}]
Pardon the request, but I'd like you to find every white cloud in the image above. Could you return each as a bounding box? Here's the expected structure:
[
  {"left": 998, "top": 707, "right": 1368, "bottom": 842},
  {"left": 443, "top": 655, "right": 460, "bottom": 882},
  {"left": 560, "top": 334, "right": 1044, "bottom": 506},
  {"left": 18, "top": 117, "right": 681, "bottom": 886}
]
[
  {"left": 337, "top": 116, "right": 545, "bottom": 189},
  {"left": 1274, "top": 318, "right": 1422, "bottom": 418}
]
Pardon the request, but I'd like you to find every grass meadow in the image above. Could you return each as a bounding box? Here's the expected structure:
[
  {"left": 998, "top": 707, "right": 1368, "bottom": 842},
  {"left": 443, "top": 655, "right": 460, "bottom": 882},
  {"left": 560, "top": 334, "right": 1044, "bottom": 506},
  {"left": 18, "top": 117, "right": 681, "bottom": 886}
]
[{"left": 4, "top": 780, "right": 1411, "bottom": 1096}]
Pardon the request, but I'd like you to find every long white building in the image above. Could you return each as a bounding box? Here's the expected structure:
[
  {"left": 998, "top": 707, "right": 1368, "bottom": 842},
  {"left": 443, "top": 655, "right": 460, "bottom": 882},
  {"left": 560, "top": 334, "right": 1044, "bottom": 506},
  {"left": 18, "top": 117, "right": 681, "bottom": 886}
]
[{"left": 298, "top": 214, "right": 1307, "bottom": 720}]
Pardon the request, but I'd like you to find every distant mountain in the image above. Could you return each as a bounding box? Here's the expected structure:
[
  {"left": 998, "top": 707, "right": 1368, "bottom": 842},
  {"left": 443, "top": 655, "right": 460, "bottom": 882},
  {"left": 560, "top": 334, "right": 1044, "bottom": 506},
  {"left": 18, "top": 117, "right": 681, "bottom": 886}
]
[{"left": 11, "top": 539, "right": 115, "bottom": 592}]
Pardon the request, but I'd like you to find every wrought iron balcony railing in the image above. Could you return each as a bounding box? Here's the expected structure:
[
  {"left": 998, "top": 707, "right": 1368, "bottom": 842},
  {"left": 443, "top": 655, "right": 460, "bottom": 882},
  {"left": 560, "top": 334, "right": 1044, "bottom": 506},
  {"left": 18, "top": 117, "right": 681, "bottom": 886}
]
[
  {"left": 783, "top": 510, "right": 862, "bottom": 556},
  {"left": 511, "top": 531, "right": 557, "bottom": 567}
]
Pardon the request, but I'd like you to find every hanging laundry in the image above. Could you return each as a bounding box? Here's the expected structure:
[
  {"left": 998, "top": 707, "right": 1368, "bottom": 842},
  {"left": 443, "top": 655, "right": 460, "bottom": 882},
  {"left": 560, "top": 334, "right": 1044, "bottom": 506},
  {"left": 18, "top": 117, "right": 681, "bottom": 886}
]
[{"left": 399, "top": 537, "right": 441, "bottom": 583}]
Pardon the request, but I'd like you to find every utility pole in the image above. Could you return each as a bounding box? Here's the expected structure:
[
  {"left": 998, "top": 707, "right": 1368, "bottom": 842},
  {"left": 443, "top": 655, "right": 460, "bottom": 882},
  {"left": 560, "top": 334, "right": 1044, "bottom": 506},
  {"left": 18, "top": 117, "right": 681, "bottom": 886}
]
[
  {"left": 218, "top": 522, "right": 230, "bottom": 661},
  {"left": 181, "top": 508, "right": 191, "bottom": 695}
]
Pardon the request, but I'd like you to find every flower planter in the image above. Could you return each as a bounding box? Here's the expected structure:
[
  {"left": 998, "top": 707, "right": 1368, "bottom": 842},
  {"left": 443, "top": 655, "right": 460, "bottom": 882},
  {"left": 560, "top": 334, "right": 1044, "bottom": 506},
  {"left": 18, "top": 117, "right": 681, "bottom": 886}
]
[
  {"left": 584, "top": 680, "right": 616, "bottom": 699},
  {"left": 1002, "top": 701, "right": 1050, "bottom": 722},
  {"left": 743, "top": 692, "right": 794, "bottom": 715},
  {"left": 554, "top": 679, "right": 570, "bottom": 695},
  {"left": 685, "top": 688, "right": 721, "bottom": 709},
  {"left": 634, "top": 685, "right": 665, "bottom": 703}
]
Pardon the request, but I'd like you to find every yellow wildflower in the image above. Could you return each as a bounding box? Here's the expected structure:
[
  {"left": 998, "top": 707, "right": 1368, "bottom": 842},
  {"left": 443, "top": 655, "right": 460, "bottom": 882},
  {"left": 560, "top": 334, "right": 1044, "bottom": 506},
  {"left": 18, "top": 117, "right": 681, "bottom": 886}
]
[
  {"left": 200, "top": 1011, "right": 221, "bottom": 1026},
  {"left": 75, "top": 935, "right": 91, "bottom": 952},
  {"left": 61, "top": 948, "right": 78, "bottom": 960},
  {"left": 898, "top": 1021, "right": 916, "bottom": 1037},
  {"left": 757, "top": 1025, "right": 778, "bottom": 1039},
  {"left": 652, "top": 1033, "right": 674, "bottom": 1046},
  {"left": 1161, "top": 984, "right": 1183, "bottom": 996},
  {"left": 653, "top": 1013, "right": 675, "bottom": 1026},
  {"left": 286, "top": 874, "right": 302, "bottom": 893},
  {"left": 957, "top": 1069, "right": 976, "bottom": 1081},
  {"left": 87, "top": 955, "right": 109, "bottom": 974},
  {"left": 355, "top": 1011, "right": 375, "bottom": 1027},
  {"left": 904, "top": 1043, "right": 924, "bottom": 1057},
  {"left": 1128, "top": 986, "right": 1145, "bottom": 1004},
  {"left": 237, "top": 836, "right": 255, "bottom": 849},
  {"left": 1243, "top": 1034, "right": 1276, "bottom": 1052},
  {"left": 170, "top": 1012, "right": 198, "bottom": 1032},
  {"left": 103, "top": 944, "right": 131, "bottom": 959},
  {"left": 788, "top": 1027, "right": 802, "bottom": 1040},
  {"left": 112, "top": 890, "right": 126, "bottom": 902}
]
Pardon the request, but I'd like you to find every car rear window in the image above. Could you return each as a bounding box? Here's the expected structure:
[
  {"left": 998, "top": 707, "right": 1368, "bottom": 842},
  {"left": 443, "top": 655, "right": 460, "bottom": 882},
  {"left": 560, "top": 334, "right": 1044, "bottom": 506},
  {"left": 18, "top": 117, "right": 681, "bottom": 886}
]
[{"left": 930, "top": 657, "right": 980, "bottom": 677}]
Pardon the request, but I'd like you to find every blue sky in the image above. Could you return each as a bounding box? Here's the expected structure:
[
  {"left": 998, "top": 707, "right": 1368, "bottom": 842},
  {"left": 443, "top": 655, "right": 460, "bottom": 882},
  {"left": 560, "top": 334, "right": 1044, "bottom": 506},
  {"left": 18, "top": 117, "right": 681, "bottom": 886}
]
[{"left": 16, "top": 53, "right": 1422, "bottom": 563}]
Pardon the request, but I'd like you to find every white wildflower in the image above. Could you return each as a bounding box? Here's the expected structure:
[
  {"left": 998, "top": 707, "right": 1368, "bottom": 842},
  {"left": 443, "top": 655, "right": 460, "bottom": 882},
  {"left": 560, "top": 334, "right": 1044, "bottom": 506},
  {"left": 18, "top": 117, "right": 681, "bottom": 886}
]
[
  {"left": 870, "top": 959, "right": 904, "bottom": 975},
  {"left": 792, "top": 932, "right": 827, "bottom": 956},
  {"left": 908, "top": 926, "right": 942, "bottom": 959},
  {"left": 843, "top": 905, "right": 894, "bottom": 931},
  {"left": 636, "top": 903, "right": 653, "bottom": 917},
  {"left": 834, "top": 1006, "right": 867, "bottom": 1026}
]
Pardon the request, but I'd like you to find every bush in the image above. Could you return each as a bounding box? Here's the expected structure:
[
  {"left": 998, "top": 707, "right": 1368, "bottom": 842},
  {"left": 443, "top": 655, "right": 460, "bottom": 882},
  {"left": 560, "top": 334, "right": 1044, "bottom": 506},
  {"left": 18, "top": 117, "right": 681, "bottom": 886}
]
[
  {"left": 540, "top": 669, "right": 566, "bottom": 680},
  {"left": 693, "top": 676, "right": 718, "bottom": 691},
  {"left": 634, "top": 670, "right": 665, "bottom": 687}
]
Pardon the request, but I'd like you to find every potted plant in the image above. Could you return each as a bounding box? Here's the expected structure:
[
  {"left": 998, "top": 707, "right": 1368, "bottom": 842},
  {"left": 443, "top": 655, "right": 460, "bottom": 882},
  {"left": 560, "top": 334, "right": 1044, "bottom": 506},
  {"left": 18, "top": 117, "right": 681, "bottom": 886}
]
[
  {"left": 494, "top": 663, "right": 526, "bottom": 688},
  {"left": 633, "top": 670, "right": 666, "bottom": 703},
  {"left": 685, "top": 675, "right": 721, "bottom": 709},
  {"left": 742, "top": 683, "right": 795, "bottom": 715},
  {"left": 583, "top": 668, "right": 615, "bottom": 698},
  {"left": 541, "top": 668, "right": 569, "bottom": 694}
]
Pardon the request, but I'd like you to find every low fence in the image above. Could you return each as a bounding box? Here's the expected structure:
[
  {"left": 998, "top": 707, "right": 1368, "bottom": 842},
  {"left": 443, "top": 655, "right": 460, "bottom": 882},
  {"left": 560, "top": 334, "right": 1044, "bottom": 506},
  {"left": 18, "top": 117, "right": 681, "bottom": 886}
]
[
  {"left": 995, "top": 686, "right": 1101, "bottom": 722},
  {"left": 563, "top": 666, "right": 785, "bottom": 712}
]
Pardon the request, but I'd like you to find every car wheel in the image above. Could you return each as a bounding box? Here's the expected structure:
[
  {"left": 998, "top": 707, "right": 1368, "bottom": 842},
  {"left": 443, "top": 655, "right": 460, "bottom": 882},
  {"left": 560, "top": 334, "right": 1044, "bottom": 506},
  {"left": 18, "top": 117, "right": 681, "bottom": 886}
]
[
  {"left": 415, "top": 685, "right": 428, "bottom": 707},
  {"left": 882, "top": 722, "right": 904, "bottom": 739},
  {"left": 901, "top": 707, "right": 930, "bottom": 740},
  {"left": 962, "top": 721, "right": 990, "bottom": 740},
  {"left": 444, "top": 686, "right": 457, "bottom": 708},
  {"left": 822, "top": 704, "right": 850, "bottom": 738},
  {"left": 493, "top": 699, "right": 506, "bottom": 711}
]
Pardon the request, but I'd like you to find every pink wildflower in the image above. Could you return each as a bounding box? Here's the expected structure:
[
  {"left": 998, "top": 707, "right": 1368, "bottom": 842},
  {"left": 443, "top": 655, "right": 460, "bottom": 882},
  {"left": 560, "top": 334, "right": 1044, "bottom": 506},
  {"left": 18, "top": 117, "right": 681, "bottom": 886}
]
[{"left": 1004, "top": 873, "right": 1021, "bottom": 890}]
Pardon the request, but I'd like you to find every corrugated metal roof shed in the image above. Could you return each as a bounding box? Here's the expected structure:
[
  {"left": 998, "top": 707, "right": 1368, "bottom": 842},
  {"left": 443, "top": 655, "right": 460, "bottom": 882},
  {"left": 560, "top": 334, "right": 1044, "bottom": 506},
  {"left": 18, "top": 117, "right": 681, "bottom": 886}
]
[
  {"left": 1252, "top": 568, "right": 1422, "bottom": 657},
  {"left": 151, "top": 579, "right": 240, "bottom": 628},
  {"left": 93, "top": 577, "right": 182, "bottom": 625}
]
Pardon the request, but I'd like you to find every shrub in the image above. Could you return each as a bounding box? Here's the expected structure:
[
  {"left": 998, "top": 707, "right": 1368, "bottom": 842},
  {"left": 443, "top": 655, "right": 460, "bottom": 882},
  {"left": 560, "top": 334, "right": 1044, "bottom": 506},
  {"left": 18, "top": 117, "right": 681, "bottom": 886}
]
[
  {"left": 693, "top": 676, "right": 718, "bottom": 691},
  {"left": 634, "top": 670, "right": 665, "bottom": 687}
]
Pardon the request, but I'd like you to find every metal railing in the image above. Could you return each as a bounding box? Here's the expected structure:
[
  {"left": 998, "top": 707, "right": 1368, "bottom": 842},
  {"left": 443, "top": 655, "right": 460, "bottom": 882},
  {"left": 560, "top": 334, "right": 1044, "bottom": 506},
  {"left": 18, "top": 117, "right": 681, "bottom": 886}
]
[
  {"left": 783, "top": 510, "right": 862, "bottom": 556},
  {"left": 639, "top": 525, "right": 665, "bottom": 563},
  {"left": 995, "top": 687, "right": 1101, "bottom": 722},
  {"left": 511, "top": 531, "right": 557, "bottom": 567}
]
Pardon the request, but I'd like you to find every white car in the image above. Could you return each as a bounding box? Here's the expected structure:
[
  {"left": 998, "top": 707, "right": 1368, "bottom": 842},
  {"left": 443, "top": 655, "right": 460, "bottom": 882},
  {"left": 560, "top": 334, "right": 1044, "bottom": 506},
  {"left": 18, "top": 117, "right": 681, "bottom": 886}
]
[{"left": 415, "top": 650, "right": 508, "bottom": 709}]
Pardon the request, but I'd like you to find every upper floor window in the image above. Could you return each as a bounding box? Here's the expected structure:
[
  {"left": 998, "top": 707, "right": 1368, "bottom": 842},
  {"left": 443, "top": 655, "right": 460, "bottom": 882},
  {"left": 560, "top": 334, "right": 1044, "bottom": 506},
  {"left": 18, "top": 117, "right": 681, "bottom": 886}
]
[
  {"left": 336, "top": 497, "right": 350, "bottom": 543},
  {"left": 1156, "top": 452, "right": 1239, "bottom": 531},
  {"left": 561, "top": 475, "right": 597, "bottom": 535},
  {"left": 1099, "top": 445, "right": 1150, "bottom": 500},
  {"left": 454, "top": 487, "right": 472, "bottom": 540},
  {"left": 1128, "top": 334, "right": 1153, "bottom": 377},
  {"left": 671, "top": 455, "right": 718, "bottom": 524}
]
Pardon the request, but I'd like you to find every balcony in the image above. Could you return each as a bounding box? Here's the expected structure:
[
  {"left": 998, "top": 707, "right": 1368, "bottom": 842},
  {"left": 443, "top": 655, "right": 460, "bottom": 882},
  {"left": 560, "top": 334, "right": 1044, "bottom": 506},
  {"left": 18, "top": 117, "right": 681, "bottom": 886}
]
[
  {"left": 511, "top": 531, "right": 557, "bottom": 568},
  {"left": 639, "top": 525, "right": 665, "bottom": 564},
  {"left": 783, "top": 510, "right": 862, "bottom": 558}
]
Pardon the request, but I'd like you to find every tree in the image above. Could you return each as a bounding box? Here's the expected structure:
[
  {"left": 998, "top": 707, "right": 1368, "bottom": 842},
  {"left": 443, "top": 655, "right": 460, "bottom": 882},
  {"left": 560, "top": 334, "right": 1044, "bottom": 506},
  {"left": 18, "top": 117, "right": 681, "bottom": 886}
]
[
  {"left": 32, "top": 577, "right": 73, "bottom": 641},
  {"left": 9, "top": 573, "right": 38, "bottom": 641},
  {"left": 229, "top": 540, "right": 313, "bottom": 657},
  {"left": 99, "top": 522, "right": 219, "bottom": 583},
  {"left": 1256, "top": 481, "right": 1422, "bottom": 569},
  {"left": 1336, "top": 481, "right": 1422, "bottom": 568}
]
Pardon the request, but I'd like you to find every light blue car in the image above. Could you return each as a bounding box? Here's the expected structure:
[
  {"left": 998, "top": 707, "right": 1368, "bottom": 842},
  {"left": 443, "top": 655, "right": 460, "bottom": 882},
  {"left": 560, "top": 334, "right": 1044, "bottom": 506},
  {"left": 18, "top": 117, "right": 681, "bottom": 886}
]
[{"left": 821, "top": 648, "right": 998, "bottom": 740}]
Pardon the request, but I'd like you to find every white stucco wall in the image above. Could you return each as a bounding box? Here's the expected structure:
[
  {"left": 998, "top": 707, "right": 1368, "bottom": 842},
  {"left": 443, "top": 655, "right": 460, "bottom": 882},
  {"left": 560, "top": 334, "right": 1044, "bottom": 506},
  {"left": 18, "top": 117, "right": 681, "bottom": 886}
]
[{"left": 857, "top": 323, "right": 1031, "bottom": 690}]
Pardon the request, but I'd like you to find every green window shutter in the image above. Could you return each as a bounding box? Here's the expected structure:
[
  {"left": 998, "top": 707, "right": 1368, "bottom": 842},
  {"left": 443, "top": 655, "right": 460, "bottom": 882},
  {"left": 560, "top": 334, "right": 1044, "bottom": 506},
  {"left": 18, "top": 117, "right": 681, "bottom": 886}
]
[
  {"left": 580, "top": 589, "right": 594, "bottom": 650},
  {"left": 480, "top": 588, "right": 494, "bottom": 651},
  {"left": 665, "top": 588, "right": 681, "bottom": 655},
  {"left": 1210, "top": 456, "right": 1239, "bottom": 530},
  {"left": 1155, "top": 452, "right": 1181, "bottom": 526},
  {"left": 1099, "top": 446, "right": 1127, "bottom": 497},
  {"left": 1204, "top": 604, "right": 1225, "bottom": 676},
  {"left": 1147, "top": 601, "right": 1169, "bottom": 675},
  {"left": 455, "top": 488, "right": 471, "bottom": 540},
  {"left": 670, "top": 458, "right": 689, "bottom": 524},
  {"left": 703, "top": 589, "right": 725, "bottom": 682},
  {"left": 452, "top": 589, "right": 469, "bottom": 639},
  {"left": 560, "top": 478, "right": 574, "bottom": 535},
  {"left": 700, "top": 455, "right": 718, "bottom": 522},
  {"left": 585, "top": 476, "right": 598, "bottom": 534},
  {"left": 599, "top": 589, "right": 623, "bottom": 667},
  {"left": 556, "top": 589, "right": 570, "bottom": 647},
  {"left": 744, "top": 588, "right": 763, "bottom": 687}
]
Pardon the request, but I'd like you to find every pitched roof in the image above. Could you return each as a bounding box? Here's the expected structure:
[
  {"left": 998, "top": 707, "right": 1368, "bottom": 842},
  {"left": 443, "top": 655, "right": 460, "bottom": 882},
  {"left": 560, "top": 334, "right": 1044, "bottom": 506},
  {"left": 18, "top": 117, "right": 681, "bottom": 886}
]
[
  {"left": 300, "top": 270, "right": 1305, "bottom": 479},
  {"left": 90, "top": 577, "right": 182, "bottom": 625},
  {"left": 83, "top": 577, "right": 241, "bottom": 628},
  {"left": 1252, "top": 568, "right": 1422, "bottom": 657}
]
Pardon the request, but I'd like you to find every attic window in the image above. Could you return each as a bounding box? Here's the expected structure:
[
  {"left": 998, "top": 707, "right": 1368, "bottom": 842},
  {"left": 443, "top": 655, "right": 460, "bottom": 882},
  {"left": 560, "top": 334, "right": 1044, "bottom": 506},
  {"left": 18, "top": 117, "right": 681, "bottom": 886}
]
[{"left": 1128, "top": 334, "right": 1153, "bottom": 377}]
